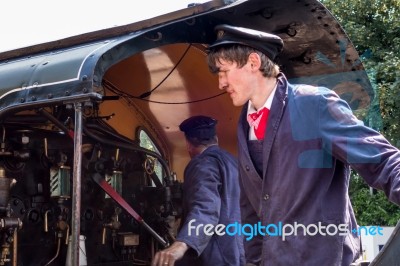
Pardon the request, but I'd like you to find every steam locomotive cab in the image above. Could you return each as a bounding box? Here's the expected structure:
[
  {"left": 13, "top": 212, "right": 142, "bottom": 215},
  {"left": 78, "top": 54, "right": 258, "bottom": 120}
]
[{"left": 1, "top": 100, "right": 183, "bottom": 265}]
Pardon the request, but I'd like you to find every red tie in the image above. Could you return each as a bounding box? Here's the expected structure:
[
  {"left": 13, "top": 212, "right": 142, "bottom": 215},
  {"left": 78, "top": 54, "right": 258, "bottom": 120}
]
[{"left": 247, "top": 107, "right": 270, "bottom": 140}]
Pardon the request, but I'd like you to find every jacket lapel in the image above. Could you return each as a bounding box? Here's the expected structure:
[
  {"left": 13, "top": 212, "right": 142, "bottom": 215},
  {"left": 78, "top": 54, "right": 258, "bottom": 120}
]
[
  {"left": 261, "top": 74, "right": 289, "bottom": 179},
  {"left": 238, "top": 103, "right": 261, "bottom": 182}
]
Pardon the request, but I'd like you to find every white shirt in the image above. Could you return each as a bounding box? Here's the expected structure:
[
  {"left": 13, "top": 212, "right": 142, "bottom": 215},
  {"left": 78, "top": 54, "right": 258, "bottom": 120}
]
[{"left": 247, "top": 86, "right": 276, "bottom": 140}]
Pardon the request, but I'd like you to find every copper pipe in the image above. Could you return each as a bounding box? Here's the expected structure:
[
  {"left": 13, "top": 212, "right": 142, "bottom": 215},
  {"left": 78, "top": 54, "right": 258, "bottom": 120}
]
[
  {"left": 12, "top": 229, "right": 17, "bottom": 266},
  {"left": 115, "top": 148, "right": 119, "bottom": 161},
  {"left": 65, "top": 224, "right": 70, "bottom": 245},
  {"left": 44, "top": 237, "right": 61, "bottom": 266},
  {"left": 44, "top": 210, "right": 50, "bottom": 232},
  {"left": 44, "top": 138, "right": 48, "bottom": 157},
  {"left": 102, "top": 227, "right": 107, "bottom": 245}
]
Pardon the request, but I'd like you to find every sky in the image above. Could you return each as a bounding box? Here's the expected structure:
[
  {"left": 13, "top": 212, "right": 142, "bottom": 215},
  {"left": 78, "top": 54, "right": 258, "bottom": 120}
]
[{"left": 0, "top": 0, "right": 210, "bottom": 53}]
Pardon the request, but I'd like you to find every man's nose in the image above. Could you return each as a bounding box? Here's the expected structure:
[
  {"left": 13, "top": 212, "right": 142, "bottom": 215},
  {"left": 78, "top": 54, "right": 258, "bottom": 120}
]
[{"left": 218, "top": 78, "right": 227, "bottom": 91}]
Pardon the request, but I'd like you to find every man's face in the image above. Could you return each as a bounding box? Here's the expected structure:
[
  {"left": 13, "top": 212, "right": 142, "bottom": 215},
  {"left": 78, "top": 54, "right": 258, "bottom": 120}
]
[
  {"left": 215, "top": 58, "right": 254, "bottom": 107},
  {"left": 185, "top": 139, "right": 197, "bottom": 159}
]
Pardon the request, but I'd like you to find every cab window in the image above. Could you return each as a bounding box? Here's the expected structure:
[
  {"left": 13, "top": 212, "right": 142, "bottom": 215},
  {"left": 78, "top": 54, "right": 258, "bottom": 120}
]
[{"left": 138, "top": 128, "right": 163, "bottom": 186}]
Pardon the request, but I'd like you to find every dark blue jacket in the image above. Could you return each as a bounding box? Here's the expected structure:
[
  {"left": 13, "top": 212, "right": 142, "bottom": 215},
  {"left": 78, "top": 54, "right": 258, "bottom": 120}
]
[
  {"left": 177, "top": 145, "right": 245, "bottom": 266},
  {"left": 238, "top": 74, "right": 400, "bottom": 266}
]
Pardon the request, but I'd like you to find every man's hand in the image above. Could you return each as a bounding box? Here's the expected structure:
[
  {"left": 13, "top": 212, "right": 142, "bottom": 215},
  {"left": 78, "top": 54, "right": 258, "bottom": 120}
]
[{"left": 151, "top": 241, "right": 189, "bottom": 266}]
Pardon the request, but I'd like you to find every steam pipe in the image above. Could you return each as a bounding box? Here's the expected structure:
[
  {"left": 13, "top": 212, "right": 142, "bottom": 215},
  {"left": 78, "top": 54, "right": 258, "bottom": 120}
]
[
  {"left": 102, "top": 227, "right": 106, "bottom": 244},
  {"left": 12, "top": 229, "right": 17, "bottom": 266},
  {"left": 70, "top": 102, "right": 83, "bottom": 266},
  {"left": 44, "top": 210, "right": 50, "bottom": 232},
  {"left": 85, "top": 123, "right": 134, "bottom": 145},
  {"left": 4, "top": 115, "right": 48, "bottom": 124},
  {"left": 44, "top": 236, "right": 61, "bottom": 266},
  {"left": 65, "top": 224, "right": 70, "bottom": 245}
]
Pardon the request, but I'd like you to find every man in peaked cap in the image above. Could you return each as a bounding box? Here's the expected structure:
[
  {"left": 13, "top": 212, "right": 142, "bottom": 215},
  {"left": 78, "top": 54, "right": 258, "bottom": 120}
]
[
  {"left": 152, "top": 115, "right": 245, "bottom": 266},
  {"left": 207, "top": 24, "right": 400, "bottom": 265}
]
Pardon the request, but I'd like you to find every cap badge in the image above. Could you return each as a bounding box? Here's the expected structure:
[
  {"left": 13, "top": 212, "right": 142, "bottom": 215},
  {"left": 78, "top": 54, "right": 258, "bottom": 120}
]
[{"left": 217, "top": 30, "right": 225, "bottom": 40}]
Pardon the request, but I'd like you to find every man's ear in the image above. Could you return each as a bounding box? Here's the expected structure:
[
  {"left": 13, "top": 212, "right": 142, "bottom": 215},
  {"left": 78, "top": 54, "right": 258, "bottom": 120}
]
[
  {"left": 185, "top": 139, "right": 191, "bottom": 150},
  {"left": 248, "top": 52, "right": 261, "bottom": 70}
]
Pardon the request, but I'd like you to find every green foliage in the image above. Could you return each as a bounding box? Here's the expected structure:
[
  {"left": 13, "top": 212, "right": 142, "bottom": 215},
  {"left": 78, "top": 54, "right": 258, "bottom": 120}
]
[
  {"left": 320, "top": 0, "right": 400, "bottom": 225},
  {"left": 349, "top": 172, "right": 400, "bottom": 226},
  {"left": 320, "top": 0, "right": 400, "bottom": 58},
  {"left": 320, "top": 0, "right": 400, "bottom": 141}
]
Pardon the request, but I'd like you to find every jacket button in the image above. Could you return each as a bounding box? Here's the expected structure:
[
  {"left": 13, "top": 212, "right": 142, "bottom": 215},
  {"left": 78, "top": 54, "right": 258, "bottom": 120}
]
[
  {"left": 263, "top": 194, "right": 269, "bottom": 201},
  {"left": 245, "top": 165, "right": 250, "bottom": 171}
]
